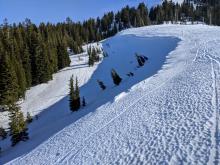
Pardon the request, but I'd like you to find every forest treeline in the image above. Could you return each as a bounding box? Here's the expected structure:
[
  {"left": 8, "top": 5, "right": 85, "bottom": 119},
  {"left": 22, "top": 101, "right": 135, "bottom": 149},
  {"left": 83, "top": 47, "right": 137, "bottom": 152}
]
[
  {"left": 1, "top": 0, "right": 220, "bottom": 147},
  {"left": 0, "top": 3, "right": 150, "bottom": 107},
  {"left": 149, "top": 0, "right": 220, "bottom": 25},
  {"left": 0, "top": 0, "right": 220, "bottom": 107}
]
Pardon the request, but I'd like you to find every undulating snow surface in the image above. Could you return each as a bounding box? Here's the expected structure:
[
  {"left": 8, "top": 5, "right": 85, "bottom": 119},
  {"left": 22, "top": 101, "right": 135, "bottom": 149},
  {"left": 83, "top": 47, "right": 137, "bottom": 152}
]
[{"left": 1, "top": 24, "right": 220, "bottom": 165}]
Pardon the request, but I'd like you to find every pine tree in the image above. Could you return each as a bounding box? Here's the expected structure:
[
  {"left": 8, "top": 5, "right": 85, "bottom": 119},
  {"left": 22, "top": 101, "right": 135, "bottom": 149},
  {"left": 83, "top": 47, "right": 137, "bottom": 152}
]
[
  {"left": 26, "top": 112, "right": 33, "bottom": 123},
  {"left": 69, "top": 75, "right": 75, "bottom": 111},
  {"left": 138, "top": 3, "right": 150, "bottom": 26},
  {"left": 69, "top": 76, "right": 80, "bottom": 111},
  {"left": 9, "top": 104, "right": 29, "bottom": 146},
  {"left": 74, "top": 77, "right": 81, "bottom": 110},
  {"left": 12, "top": 39, "right": 27, "bottom": 98},
  {"left": 97, "top": 80, "right": 106, "bottom": 90},
  {"left": 0, "top": 53, "right": 19, "bottom": 106},
  {"left": 13, "top": 58, "right": 27, "bottom": 98},
  {"left": 111, "top": 69, "right": 122, "bottom": 86},
  {"left": 82, "top": 97, "right": 86, "bottom": 107},
  {"left": 57, "top": 41, "right": 70, "bottom": 70},
  {"left": 22, "top": 45, "right": 32, "bottom": 88},
  {"left": 136, "top": 53, "right": 145, "bottom": 67},
  {"left": 0, "top": 127, "right": 7, "bottom": 140},
  {"left": 88, "top": 46, "right": 94, "bottom": 66},
  {"left": 35, "top": 41, "right": 52, "bottom": 84}
]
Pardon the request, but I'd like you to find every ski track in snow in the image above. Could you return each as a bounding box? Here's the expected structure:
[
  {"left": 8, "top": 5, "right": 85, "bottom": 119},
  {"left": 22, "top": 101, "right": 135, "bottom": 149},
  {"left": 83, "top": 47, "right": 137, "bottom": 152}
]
[
  {"left": 2, "top": 25, "right": 220, "bottom": 165},
  {"left": 207, "top": 51, "right": 220, "bottom": 165}
]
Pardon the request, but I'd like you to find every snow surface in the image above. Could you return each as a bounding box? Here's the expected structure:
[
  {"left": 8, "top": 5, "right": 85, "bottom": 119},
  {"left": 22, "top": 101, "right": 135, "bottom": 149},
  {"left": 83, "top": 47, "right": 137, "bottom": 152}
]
[
  {"left": 172, "top": 0, "right": 184, "bottom": 3},
  {"left": 1, "top": 24, "right": 220, "bottom": 165},
  {"left": 163, "top": 0, "right": 184, "bottom": 4}
]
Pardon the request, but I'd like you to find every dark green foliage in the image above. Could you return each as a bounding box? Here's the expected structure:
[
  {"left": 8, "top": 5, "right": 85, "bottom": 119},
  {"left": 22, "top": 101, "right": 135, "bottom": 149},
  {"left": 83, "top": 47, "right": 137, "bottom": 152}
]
[
  {"left": 57, "top": 42, "right": 71, "bottom": 70},
  {"left": 111, "top": 69, "right": 122, "bottom": 86},
  {"left": 92, "top": 47, "right": 100, "bottom": 62},
  {"left": 22, "top": 46, "right": 32, "bottom": 87},
  {"left": 74, "top": 77, "right": 81, "bottom": 110},
  {"left": 69, "top": 76, "right": 75, "bottom": 111},
  {"left": 88, "top": 46, "right": 100, "bottom": 66},
  {"left": 0, "top": 53, "right": 19, "bottom": 105},
  {"left": 149, "top": 0, "right": 220, "bottom": 26},
  {"left": 97, "top": 80, "right": 106, "bottom": 90},
  {"left": 136, "top": 53, "right": 146, "bottom": 67},
  {"left": 0, "top": 20, "right": 71, "bottom": 106},
  {"left": 82, "top": 97, "right": 86, "bottom": 107},
  {"left": 69, "top": 76, "right": 81, "bottom": 111},
  {"left": 26, "top": 112, "right": 33, "bottom": 123},
  {"left": 0, "top": 127, "right": 7, "bottom": 140},
  {"left": 9, "top": 104, "right": 29, "bottom": 146},
  {"left": 127, "top": 72, "right": 134, "bottom": 77},
  {"left": 88, "top": 46, "right": 94, "bottom": 66}
]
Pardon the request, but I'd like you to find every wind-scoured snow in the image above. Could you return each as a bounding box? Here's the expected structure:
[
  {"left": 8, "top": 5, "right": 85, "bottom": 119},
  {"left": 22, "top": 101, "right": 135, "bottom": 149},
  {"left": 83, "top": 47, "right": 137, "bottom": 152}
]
[{"left": 1, "top": 24, "right": 220, "bottom": 165}]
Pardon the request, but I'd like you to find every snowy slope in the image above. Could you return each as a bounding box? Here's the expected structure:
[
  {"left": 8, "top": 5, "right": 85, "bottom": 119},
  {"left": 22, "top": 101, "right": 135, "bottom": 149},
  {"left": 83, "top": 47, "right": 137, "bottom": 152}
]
[{"left": 2, "top": 24, "right": 220, "bottom": 164}]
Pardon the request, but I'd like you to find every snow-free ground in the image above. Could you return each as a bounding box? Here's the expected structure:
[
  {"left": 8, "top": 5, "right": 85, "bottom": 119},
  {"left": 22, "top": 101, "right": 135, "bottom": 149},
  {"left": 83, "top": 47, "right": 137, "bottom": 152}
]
[{"left": 1, "top": 24, "right": 220, "bottom": 164}]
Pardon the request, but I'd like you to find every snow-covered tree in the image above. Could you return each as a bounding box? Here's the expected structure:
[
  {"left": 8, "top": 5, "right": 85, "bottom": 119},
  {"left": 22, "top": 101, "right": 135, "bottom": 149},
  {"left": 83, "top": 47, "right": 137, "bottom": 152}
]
[{"left": 111, "top": 69, "right": 122, "bottom": 86}]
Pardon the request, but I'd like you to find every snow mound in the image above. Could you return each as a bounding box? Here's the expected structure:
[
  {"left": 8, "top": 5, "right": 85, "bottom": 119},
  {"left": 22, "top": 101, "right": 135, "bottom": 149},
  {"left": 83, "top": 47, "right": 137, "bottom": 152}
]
[{"left": 114, "top": 92, "right": 128, "bottom": 102}]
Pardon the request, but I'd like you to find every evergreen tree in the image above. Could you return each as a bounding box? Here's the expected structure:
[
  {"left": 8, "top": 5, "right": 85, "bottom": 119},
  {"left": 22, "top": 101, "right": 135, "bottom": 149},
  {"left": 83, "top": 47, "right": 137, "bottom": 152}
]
[
  {"left": 97, "top": 80, "right": 106, "bottom": 90},
  {"left": 0, "top": 53, "right": 19, "bottom": 105},
  {"left": 136, "top": 53, "right": 146, "bottom": 67},
  {"left": 82, "top": 97, "right": 86, "bottom": 107},
  {"left": 111, "top": 69, "right": 122, "bottom": 86},
  {"left": 22, "top": 45, "right": 32, "bottom": 88},
  {"left": 69, "top": 75, "right": 75, "bottom": 111},
  {"left": 57, "top": 41, "right": 70, "bottom": 70},
  {"left": 88, "top": 46, "right": 94, "bottom": 66},
  {"left": 35, "top": 41, "right": 52, "bottom": 84},
  {"left": 92, "top": 47, "right": 100, "bottom": 62},
  {"left": 127, "top": 72, "right": 134, "bottom": 77},
  {"left": 9, "top": 104, "right": 29, "bottom": 146},
  {"left": 69, "top": 76, "right": 80, "bottom": 111},
  {"left": 74, "top": 77, "right": 81, "bottom": 110},
  {"left": 26, "top": 112, "right": 33, "bottom": 123},
  {"left": 13, "top": 58, "right": 27, "bottom": 98},
  {"left": 121, "top": 6, "right": 131, "bottom": 28},
  {"left": 0, "top": 127, "right": 7, "bottom": 140},
  {"left": 138, "top": 3, "right": 150, "bottom": 25}
]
